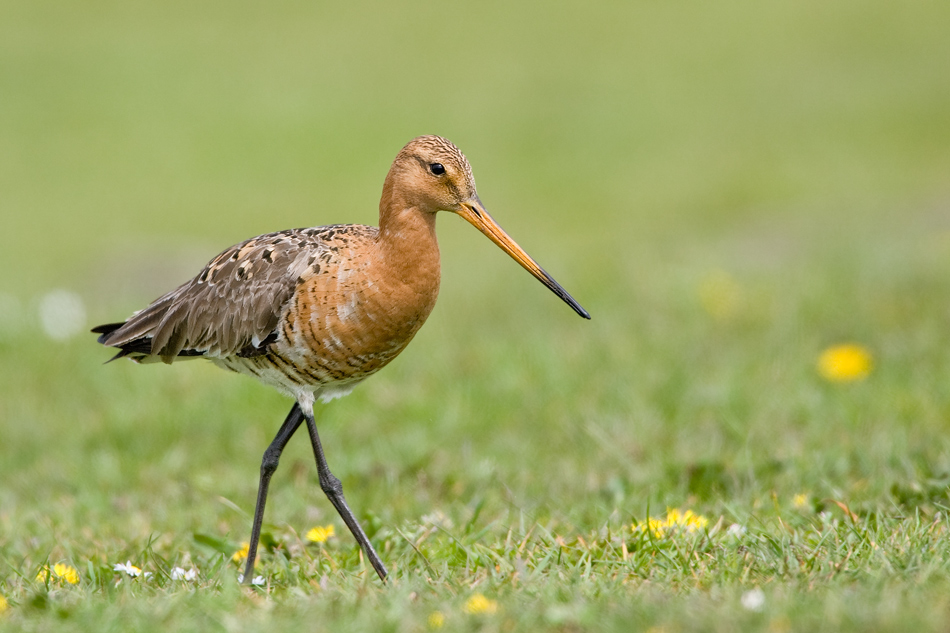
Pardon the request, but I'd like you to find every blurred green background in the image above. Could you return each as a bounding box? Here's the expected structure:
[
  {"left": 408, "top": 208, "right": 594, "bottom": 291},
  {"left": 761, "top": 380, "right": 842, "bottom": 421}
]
[
  {"left": 3, "top": 0, "right": 947, "bottom": 299},
  {"left": 2, "top": 0, "right": 950, "bottom": 629}
]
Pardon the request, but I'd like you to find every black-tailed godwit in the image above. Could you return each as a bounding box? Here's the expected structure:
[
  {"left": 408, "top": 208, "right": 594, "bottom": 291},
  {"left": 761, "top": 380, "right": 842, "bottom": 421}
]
[{"left": 93, "top": 135, "right": 589, "bottom": 583}]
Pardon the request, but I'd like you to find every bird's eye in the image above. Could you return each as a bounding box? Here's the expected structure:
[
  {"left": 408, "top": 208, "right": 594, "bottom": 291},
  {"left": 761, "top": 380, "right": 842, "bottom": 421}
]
[{"left": 428, "top": 163, "right": 446, "bottom": 176}]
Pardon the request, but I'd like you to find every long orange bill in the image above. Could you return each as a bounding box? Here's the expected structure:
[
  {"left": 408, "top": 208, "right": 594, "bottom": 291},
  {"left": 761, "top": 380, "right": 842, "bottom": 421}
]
[{"left": 455, "top": 197, "right": 591, "bottom": 319}]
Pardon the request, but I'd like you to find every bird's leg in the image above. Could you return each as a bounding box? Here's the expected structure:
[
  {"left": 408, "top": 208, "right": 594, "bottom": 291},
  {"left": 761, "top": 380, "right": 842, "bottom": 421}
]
[
  {"left": 301, "top": 406, "right": 389, "bottom": 582},
  {"left": 242, "top": 402, "right": 304, "bottom": 584}
]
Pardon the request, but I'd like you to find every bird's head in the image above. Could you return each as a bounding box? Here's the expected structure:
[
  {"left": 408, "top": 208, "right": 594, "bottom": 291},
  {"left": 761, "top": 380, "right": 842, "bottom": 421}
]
[{"left": 385, "top": 135, "right": 590, "bottom": 320}]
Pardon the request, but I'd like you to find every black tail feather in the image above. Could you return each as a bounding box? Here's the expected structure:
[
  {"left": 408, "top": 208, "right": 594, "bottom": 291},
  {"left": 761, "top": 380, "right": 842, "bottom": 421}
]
[
  {"left": 92, "top": 321, "right": 206, "bottom": 361},
  {"left": 91, "top": 322, "right": 125, "bottom": 344}
]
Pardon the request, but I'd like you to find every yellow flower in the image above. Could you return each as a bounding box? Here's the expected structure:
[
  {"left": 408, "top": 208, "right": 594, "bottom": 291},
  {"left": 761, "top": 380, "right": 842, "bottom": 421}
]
[
  {"left": 55, "top": 563, "right": 79, "bottom": 584},
  {"left": 428, "top": 610, "right": 446, "bottom": 628},
  {"left": 793, "top": 493, "right": 809, "bottom": 509},
  {"left": 464, "top": 593, "right": 498, "bottom": 615},
  {"left": 817, "top": 344, "right": 872, "bottom": 382},
  {"left": 232, "top": 543, "right": 249, "bottom": 563},
  {"left": 698, "top": 270, "right": 742, "bottom": 321},
  {"left": 306, "top": 525, "right": 336, "bottom": 544},
  {"left": 36, "top": 563, "right": 79, "bottom": 585},
  {"left": 643, "top": 517, "right": 666, "bottom": 538},
  {"left": 637, "top": 508, "right": 709, "bottom": 537},
  {"left": 0, "top": 594, "right": 7, "bottom": 613}
]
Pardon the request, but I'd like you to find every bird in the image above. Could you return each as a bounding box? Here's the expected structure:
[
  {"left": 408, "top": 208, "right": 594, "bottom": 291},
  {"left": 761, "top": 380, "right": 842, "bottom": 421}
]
[{"left": 92, "top": 135, "right": 590, "bottom": 584}]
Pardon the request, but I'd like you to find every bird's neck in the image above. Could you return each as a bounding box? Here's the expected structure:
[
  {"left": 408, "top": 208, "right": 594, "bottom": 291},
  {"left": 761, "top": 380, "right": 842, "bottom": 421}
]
[{"left": 376, "top": 186, "right": 442, "bottom": 297}]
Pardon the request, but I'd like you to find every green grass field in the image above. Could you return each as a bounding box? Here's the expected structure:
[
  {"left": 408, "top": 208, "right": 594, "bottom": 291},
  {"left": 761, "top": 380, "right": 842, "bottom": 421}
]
[{"left": 3, "top": 0, "right": 950, "bottom": 630}]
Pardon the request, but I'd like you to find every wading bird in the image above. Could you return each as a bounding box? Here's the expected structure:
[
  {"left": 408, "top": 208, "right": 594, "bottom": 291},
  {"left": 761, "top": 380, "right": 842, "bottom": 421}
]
[{"left": 93, "top": 135, "right": 589, "bottom": 583}]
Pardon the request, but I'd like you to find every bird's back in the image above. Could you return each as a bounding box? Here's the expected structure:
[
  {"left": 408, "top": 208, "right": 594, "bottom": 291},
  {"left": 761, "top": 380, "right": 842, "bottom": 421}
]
[{"left": 95, "top": 223, "right": 440, "bottom": 400}]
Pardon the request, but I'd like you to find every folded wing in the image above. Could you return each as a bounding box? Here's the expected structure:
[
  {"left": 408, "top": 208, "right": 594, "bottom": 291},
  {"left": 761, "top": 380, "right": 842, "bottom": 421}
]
[{"left": 94, "top": 227, "right": 341, "bottom": 363}]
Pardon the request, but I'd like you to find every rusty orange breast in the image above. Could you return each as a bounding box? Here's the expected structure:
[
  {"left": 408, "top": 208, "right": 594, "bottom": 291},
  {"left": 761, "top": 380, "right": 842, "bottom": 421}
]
[{"left": 279, "top": 222, "right": 441, "bottom": 384}]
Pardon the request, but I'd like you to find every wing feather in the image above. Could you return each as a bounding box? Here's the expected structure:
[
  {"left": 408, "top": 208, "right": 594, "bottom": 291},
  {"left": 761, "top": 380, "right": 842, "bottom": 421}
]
[{"left": 96, "top": 227, "right": 361, "bottom": 362}]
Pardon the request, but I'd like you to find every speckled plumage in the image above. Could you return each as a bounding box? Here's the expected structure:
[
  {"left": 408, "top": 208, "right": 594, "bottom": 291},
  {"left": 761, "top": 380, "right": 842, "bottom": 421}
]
[
  {"left": 93, "top": 135, "right": 589, "bottom": 584},
  {"left": 95, "top": 223, "right": 434, "bottom": 403}
]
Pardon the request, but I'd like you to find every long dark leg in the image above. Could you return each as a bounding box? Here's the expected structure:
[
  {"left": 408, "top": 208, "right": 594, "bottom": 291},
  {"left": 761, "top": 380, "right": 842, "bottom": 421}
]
[
  {"left": 302, "top": 407, "right": 388, "bottom": 581},
  {"left": 242, "top": 403, "right": 304, "bottom": 583}
]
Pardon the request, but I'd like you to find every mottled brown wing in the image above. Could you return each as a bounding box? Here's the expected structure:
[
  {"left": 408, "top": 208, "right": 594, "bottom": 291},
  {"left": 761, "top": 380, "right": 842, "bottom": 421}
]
[{"left": 96, "top": 227, "right": 347, "bottom": 363}]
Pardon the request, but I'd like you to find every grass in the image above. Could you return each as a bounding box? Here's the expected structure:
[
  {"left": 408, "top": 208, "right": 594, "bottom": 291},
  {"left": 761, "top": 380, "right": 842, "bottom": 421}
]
[{"left": 2, "top": 0, "right": 950, "bottom": 630}]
